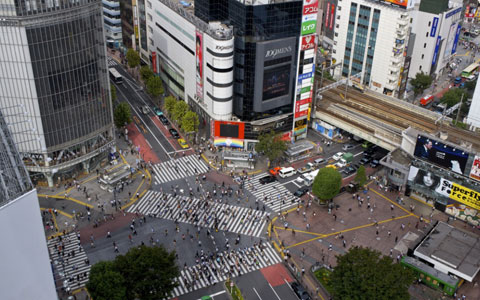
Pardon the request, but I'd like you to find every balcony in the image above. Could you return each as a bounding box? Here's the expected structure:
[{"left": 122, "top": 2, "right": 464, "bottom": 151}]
[
  {"left": 397, "top": 17, "right": 409, "bottom": 27},
  {"left": 391, "top": 55, "right": 402, "bottom": 65},
  {"left": 387, "top": 72, "right": 399, "bottom": 82},
  {"left": 103, "top": 7, "right": 120, "bottom": 16}
]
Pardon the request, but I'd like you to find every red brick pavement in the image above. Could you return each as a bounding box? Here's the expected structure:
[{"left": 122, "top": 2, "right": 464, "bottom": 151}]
[
  {"left": 79, "top": 212, "right": 136, "bottom": 244},
  {"left": 127, "top": 122, "right": 160, "bottom": 164}
]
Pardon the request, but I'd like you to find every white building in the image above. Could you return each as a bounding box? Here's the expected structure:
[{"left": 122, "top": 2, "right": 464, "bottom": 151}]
[
  {"left": 331, "top": 0, "right": 414, "bottom": 97},
  {"left": 103, "top": 0, "right": 123, "bottom": 47},
  {"left": 466, "top": 75, "right": 480, "bottom": 129},
  {"left": 408, "top": 0, "right": 463, "bottom": 80},
  {"left": 146, "top": 0, "right": 233, "bottom": 126}
]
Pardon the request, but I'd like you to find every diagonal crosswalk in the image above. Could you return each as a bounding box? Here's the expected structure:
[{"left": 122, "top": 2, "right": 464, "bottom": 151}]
[
  {"left": 127, "top": 190, "right": 268, "bottom": 237},
  {"left": 169, "top": 242, "right": 282, "bottom": 298},
  {"left": 47, "top": 232, "right": 91, "bottom": 291},
  {"left": 245, "top": 173, "right": 299, "bottom": 212},
  {"left": 152, "top": 155, "right": 209, "bottom": 185}
]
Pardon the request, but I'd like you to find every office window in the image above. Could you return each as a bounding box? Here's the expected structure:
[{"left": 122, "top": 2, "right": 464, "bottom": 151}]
[
  {"left": 428, "top": 21, "right": 431, "bottom": 26},
  {"left": 424, "top": 43, "right": 426, "bottom": 48},
  {"left": 421, "top": 54, "right": 424, "bottom": 59}
]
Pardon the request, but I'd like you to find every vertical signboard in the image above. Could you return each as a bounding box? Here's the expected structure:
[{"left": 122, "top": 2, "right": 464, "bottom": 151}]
[
  {"left": 195, "top": 30, "right": 203, "bottom": 99},
  {"left": 151, "top": 51, "right": 157, "bottom": 74},
  {"left": 292, "top": 0, "right": 319, "bottom": 139},
  {"left": 451, "top": 24, "right": 462, "bottom": 55},
  {"left": 430, "top": 17, "right": 439, "bottom": 37},
  {"left": 431, "top": 35, "right": 441, "bottom": 67}
]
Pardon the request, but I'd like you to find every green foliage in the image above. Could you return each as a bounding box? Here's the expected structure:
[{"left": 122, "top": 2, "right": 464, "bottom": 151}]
[
  {"left": 255, "top": 130, "right": 287, "bottom": 163},
  {"left": 181, "top": 110, "right": 199, "bottom": 133},
  {"left": 113, "top": 102, "right": 132, "bottom": 128},
  {"left": 164, "top": 96, "right": 177, "bottom": 115},
  {"left": 330, "top": 247, "right": 414, "bottom": 300},
  {"left": 312, "top": 167, "right": 342, "bottom": 201},
  {"left": 314, "top": 268, "right": 334, "bottom": 294},
  {"left": 126, "top": 48, "right": 140, "bottom": 69},
  {"left": 146, "top": 76, "right": 164, "bottom": 98},
  {"left": 441, "top": 88, "right": 468, "bottom": 108},
  {"left": 110, "top": 83, "right": 117, "bottom": 103},
  {"left": 113, "top": 245, "right": 179, "bottom": 300},
  {"left": 172, "top": 100, "right": 189, "bottom": 123},
  {"left": 452, "top": 120, "right": 467, "bottom": 129},
  {"left": 87, "top": 261, "right": 126, "bottom": 300},
  {"left": 410, "top": 72, "right": 433, "bottom": 95},
  {"left": 464, "top": 80, "right": 476, "bottom": 92},
  {"left": 140, "top": 65, "right": 154, "bottom": 82},
  {"left": 322, "top": 71, "right": 335, "bottom": 81},
  {"left": 355, "top": 165, "right": 367, "bottom": 187},
  {"left": 225, "top": 279, "right": 244, "bottom": 300}
]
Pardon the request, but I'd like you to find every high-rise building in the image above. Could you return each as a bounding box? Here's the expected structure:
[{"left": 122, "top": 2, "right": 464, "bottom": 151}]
[
  {"left": 147, "top": 0, "right": 318, "bottom": 149},
  {"left": 466, "top": 76, "right": 480, "bottom": 130},
  {"left": 103, "top": 0, "right": 123, "bottom": 47},
  {"left": 0, "top": 0, "right": 115, "bottom": 187},
  {"left": 120, "top": 0, "right": 138, "bottom": 50},
  {"left": 0, "top": 109, "right": 57, "bottom": 300}
]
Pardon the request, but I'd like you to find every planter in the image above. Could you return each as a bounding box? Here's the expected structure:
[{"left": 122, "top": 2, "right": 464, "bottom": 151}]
[
  {"left": 224, "top": 279, "right": 244, "bottom": 300},
  {"left": 311, "top": 265, "right": 334, "bottom": 298}
]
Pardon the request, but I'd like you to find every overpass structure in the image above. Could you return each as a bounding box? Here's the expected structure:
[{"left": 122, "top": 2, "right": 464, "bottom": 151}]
[{"left": 314, "top": 82, "right": 480, "bottom": 152}]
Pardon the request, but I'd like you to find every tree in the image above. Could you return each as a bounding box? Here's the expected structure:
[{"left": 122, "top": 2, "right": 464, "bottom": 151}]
[
  {"left": 146, "top": 76, "right": 164, "bottom": 99},
  {"left": 87, "top": 261, "right": 126, "bottom": 300},
  {"left": 330, "top": 247, "right": 414, "bottom": 300},
  {"left": 110, "top": 83, "right": 117, "bottom": 103},
  {"left": 355, "top": 165, "right": 367, "bottom": 187},
  {"left": 441, "top": 88, "right": 468, "bottom": 108},
  {"left": 255, "top": 130, "right": 287, "bottom": 164},
  {"left": 114, "top": 102, "right": 132, "bottom": 128},
  {"left": 312, "top": 167, "right": 342, "bottom": 201},
  {"left": 164, "top": 96, "right": 177, "bottom": 115},
  {"left": 172, "top": 100, "right": 189, "bottom": 123},
  {"left": 181, "top": 110, "right": 199, "bottom": 133},
  {"left": 114, "top": 245, "right": 179, "bottom": 300},
  {"left": 140, "top": 65, "right": 154, "bottom": 82},
  {"left": 464, "top": 80, "right": 476, "bottom": 92},
  {"left": 410, "top": 72, "right": 433, "bottom": 95},
  {"left": 126, "top": 48, "right": 140, "bottom": 69}
]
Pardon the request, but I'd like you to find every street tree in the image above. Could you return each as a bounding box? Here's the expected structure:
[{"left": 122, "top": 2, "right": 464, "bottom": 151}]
[
  {"left": 110, "top": 83, "right": 117, "bottom": 104},
  {"left": 87, "top": 261, "right": 126, "bottom": 300},
  {"left": 330, "top": 246, "right": 414, "bottom": 300},
  {"left": 114, "top": 245, "right": 179, "bottom": 300},
  {"left": 441, "top": 88, "right": 468, "bottom": 108},
  {"left": 255, "top": 130, "right": 287, "bottom": 164},
  {"left": 172, "top": 100, "right": 189, "bottom": 123},
  {"left": 146, "top": 76, "right": 164, "bottom": 100},
  {"left": 140, "top": 65, "right": 155, "bottom": 82},
  {"left": 312, "top": 167, "right": 342, "bottom": 201},
  {"left": 464, "top": 80, "right": 476, "bottom": 92},
  {"left": 410, "top": 72, "right": 433, "bottom": 95},
  {"left": 126, "top": 48, "right": 140, "bottom": 69},
  {"left": 113, "top": 102, "right": 132, "bottom": 128},
  {"left": 181, "top": 110, "right": 199, "bottom": 133},
  {"left": 164, "top": 96, "right": 177, "bottom": 115},
  {"left": 355, "top": 165, "right": 367, "bottom": 187}
]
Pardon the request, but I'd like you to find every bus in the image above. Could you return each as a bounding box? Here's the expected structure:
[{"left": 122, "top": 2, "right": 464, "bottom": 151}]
[
  {"left": 109, "top": 67, "right": 123, "bottom": 83},
  {"left": 460, "top": 63, "right": 479, "bottom": 78},
  {"left": 99, "top": 165, "right": 132, "bottom": 192}
]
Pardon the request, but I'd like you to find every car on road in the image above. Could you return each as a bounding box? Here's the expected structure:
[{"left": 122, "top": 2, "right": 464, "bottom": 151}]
[
  {"left": 178, "top": 138, "right": 189, "bottom": 149},
  {"left": 370, "top": 159, "right": 380, "bottom": 168},
  {"left": 269, "top": 167, "right": 282, "bottom": 176},
  {"left": 313, "top": 158, "right": 325, "bottom": 166},
  {"left": 141, "top": 105, "right": 149, "bottom": 115},
  {"left": 332, "top": 152, "right": 344, "bottom": 161},
  {"left": 294, "top": 187, "right": 309, "bottom": 198},
  {"left": 291, "top": 282, "right": 311, "bottom": 300},
  {"left": 325, "top": 164, "right": 337, "bottom": 170},
  {"left": 335, "top": 160, "right": 347, "bottom": 168},
  {"left": 153, "top": 107, "right": 163, "bottom": 116},
  {"left": 342, "top": 144, "right": 355, "bottom": 151},
  {"left": 158, "top": 115, "right": 170, "bottom": 126},
  {"left": 359, "top": 156, "right": 372, "bottom": 165},
  {"left": 169, "top": 128, "right": 180, "bottom": 139},
  {"left": 259, "top": 175, "right": 276, "bottom": 184},
  {"left": 342, "top": 166, "right": 356, "bottom": 176}
]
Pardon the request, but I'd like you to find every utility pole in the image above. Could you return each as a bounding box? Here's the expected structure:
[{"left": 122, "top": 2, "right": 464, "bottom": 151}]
[{"left": 455, "top": 93, "right": 464, "bottom": 124}]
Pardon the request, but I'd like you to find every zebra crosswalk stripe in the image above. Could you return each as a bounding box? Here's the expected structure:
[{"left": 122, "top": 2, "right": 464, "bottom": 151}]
[
  {"left": 107, "top": 57, "right": 118, "bottom": 67},
  {"left": 245, "top": 173, "right": 299, "bottom": 212},
  {"left": 47, "top": 232, "right": 91, "bottom": 291},
  {"left": 168, "top": 243, "right": 282, "bottom": 298},
  {"left": 127, "top": 191, "right": 268, "bottom": 237},
  {"left": 152, "top": 155, "right": 209, "bottom": 185}
]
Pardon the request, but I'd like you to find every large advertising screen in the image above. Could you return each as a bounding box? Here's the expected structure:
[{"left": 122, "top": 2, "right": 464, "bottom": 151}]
[
  {"left": 372, "top": 0, "right": 408, "bottom": 9},
  {"left": 195, "top": 30, "right": 203, "bottom": 99},
  {"left": 213, "top": 121, "right": 245, "bottom": 139},
  {"left": 470, "top": 155, "right": 480, "bottom": 181},
  {"left": 408, "top": 167, "right": 480, "bottom": 210},
  {"left": 414, "top": 135, "right": 470, "bottom": 174},
  {"left": 263, "top": 65, "right": 291, "bottom": 101}
]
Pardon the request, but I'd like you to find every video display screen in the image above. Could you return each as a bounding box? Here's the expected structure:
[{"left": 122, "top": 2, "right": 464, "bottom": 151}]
[
  {"left": 413, "top": 135, "right": 469, "bottom": 174},
  {"left": 262, "top": 65, "right": 291, "bottom": 101},
  {"left": 219, "top": 124, "right": 239, "bottom": 138}
]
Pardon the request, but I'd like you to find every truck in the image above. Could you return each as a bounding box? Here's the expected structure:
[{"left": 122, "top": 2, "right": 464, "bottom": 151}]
[
  {"left": 297, "top": 162, "right": 315, "bottom": 174},
  {"left": 335, "top": 152, "right": 354, "bottom": 168},
  {"left": 420, "top": 95, "right": 434, "bottom": 106}
]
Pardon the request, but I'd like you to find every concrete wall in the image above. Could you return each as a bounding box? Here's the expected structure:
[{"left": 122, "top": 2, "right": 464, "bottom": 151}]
[{"left": 0, "top": 189, "right": 57, "bottom": 300}]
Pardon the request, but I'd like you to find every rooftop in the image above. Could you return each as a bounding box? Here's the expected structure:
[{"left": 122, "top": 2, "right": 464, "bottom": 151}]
[
  {"left": 414, "top": 222, "right": 480, "bottom": 282},
  {"left": 419, "top": 0, "right": 449, "bottom": 14}
]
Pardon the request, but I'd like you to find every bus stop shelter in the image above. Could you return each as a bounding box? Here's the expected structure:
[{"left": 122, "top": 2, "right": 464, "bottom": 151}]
[{"left": 285, "top": 140, "right": 314, "bottom": 162}]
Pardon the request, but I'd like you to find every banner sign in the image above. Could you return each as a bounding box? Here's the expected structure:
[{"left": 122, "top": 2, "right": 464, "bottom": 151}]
[
  {"left": 470, "top": 155, "right": 480, "bottom": 181},
  {"left": 431, "top": 35, "right": 441, "bottom": 67},
  {"left": 436, "top": 178, "right": 480, "bottom": 210},
  {"left": 430, "top": 17, "right": 439, "bottom": 37},
  {"left": 152, "top": 51, "right": 157, "bottom": 74},
  {"left": 451, "top": 24, "right": 462, "bottom": 55},
  {"left": 195, "top": 30, "right": 203, "bottom": 99}
]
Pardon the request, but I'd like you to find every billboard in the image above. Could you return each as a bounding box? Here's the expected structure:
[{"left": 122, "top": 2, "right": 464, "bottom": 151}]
[
  {"left": 301, "top": 35, "right": 316, "bottom": 51},
  {"left": 323, "top": 0, "right": 337, "bottom": 40},
  {"left": 195, "top": 30, "right": 203, "bottom": 99},
  {"left": 302, "top": 0, "right": 319, "bottom": 15},
  {"left": 151, "top": 51, "right": 157, "bottom": 74},
  {"left": 414, "top": 135, "right": 469, "bottom": 174},
  {"left": 301, "top": 0, "right": 319, "bottom": 36},
  {"left": 470, "top": 155, "right": 480, "bottom": 181},
  {"left": 430, "top": 17, "right": 439, "bottom": 37},
  {"left": 408, "top": 167, "right": 480, "bottom": 210},
  {"left": 372, "top": 0, "right": 408, "bottom": 9},
  {"left": 431, "top": 35, "right": 441, "bottom": 67},
  {"left": 263, "top": 65, "right": 291, "bottom": 101},
  {"left": 213, "top": 121, "right": 245, "bottom": 139},
  {"left": 451, "top": 24, "right": 462, "bottom": 55}
]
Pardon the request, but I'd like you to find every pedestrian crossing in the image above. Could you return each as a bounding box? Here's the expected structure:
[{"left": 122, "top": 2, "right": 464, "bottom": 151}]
[
  {"left": 245, "top": 173, "right": 299, "bottom": 212},
  {"left": 169, "top": 242, "right": 282, "bottom": 298},
  {"left": 107, "top": 56, "right": 118, "bottom": 67},
  {"left": 127, "top": 190, "right": 268, "bottom": 237},
  {"left": 152, "top": 155, "right": 209, "bottom": 185},
  {"left": 47, "top": 232, "right": 91, "bottom": 291}
]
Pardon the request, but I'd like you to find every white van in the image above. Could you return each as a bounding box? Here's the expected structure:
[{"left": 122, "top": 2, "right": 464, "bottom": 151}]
[{"left": 279, "top": 167, "right": 296, "bottom": 178}]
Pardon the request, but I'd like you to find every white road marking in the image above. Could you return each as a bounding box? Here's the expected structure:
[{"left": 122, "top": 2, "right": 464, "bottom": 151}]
[{"left": 253, "top": 287, "right": 263, "bottom": 300}]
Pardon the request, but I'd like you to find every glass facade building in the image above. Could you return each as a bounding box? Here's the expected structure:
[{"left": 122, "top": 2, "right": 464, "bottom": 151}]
[{"left": 0, "top": 0, "right": 114, "bottom": 186}]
